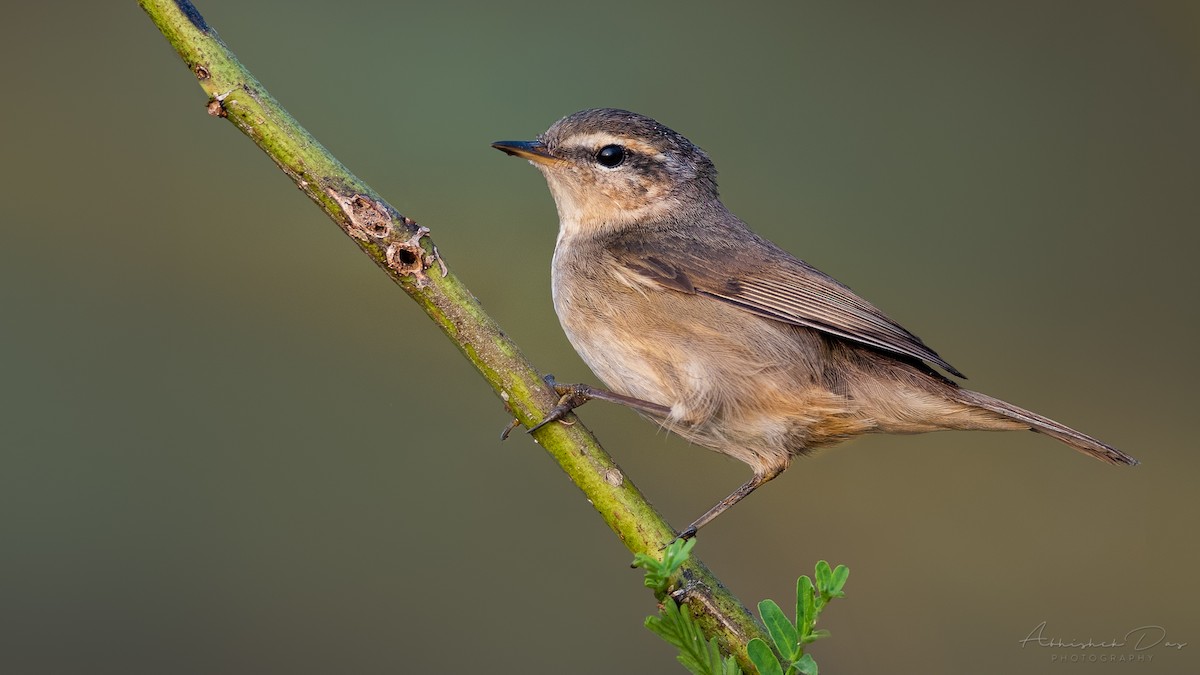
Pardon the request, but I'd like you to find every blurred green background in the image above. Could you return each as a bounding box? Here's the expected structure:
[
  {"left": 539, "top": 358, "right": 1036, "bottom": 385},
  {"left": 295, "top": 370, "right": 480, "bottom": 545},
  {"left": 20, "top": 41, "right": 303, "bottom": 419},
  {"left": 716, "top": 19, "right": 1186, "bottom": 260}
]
[{"left": 2, "top": 1, "right": 1197, "bottom": 673}]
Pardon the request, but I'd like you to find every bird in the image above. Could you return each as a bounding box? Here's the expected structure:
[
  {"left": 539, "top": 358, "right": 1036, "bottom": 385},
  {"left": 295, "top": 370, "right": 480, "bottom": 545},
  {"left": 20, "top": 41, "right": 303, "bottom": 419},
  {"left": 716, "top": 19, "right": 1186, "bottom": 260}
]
[{"left": 492, "top": 108, "right": 1137, "bottom": 539}]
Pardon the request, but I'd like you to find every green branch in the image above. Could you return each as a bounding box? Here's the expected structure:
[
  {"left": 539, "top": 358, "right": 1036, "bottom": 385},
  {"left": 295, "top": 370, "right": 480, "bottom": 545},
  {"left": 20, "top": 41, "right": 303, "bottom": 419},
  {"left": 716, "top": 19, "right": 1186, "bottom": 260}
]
[{"left": 138, "top": 0, "right": 771, "bottom": 669}]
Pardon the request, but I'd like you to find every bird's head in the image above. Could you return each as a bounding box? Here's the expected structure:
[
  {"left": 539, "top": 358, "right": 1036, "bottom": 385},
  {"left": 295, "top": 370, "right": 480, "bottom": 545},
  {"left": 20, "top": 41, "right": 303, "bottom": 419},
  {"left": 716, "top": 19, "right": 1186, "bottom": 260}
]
[{"left": 493, "top": 108, "right": 719, "bottom": 237}]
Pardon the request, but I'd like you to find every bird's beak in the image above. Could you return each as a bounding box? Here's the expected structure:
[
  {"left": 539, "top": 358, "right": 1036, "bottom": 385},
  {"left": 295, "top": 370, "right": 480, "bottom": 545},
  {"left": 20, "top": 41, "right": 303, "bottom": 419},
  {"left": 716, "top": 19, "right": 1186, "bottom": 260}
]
[{"left": 491, "top": 140, "right": 561, "bottom": 165}]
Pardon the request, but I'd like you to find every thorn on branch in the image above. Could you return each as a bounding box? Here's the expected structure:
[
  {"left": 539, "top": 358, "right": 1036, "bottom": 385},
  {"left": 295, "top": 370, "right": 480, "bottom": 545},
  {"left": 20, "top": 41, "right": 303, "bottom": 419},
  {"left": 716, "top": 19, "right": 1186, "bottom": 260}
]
[
  {"left": 206, "top": 88, "right": 233, "bottom": 117},
  {"left": 432, "top": 244, "right": 447, "bottom": 277}
]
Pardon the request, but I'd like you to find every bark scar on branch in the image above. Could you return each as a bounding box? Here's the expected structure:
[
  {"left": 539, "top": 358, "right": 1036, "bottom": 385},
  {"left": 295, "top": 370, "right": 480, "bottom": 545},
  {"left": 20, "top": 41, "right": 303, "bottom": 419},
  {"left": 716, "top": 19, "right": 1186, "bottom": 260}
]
[{"left": 326, "top": 188, "right": 439, "bottom": 286}]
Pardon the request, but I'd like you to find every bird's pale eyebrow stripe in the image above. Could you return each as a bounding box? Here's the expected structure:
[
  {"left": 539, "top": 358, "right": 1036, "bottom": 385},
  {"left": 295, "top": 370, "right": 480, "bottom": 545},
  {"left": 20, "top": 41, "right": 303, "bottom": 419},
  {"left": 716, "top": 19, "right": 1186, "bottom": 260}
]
[
  {"left": 564, "top": 132, "right": 663, "bottom": 159},
  {"left": 565, "top": 132, "right": 626, "bottom": 149}
]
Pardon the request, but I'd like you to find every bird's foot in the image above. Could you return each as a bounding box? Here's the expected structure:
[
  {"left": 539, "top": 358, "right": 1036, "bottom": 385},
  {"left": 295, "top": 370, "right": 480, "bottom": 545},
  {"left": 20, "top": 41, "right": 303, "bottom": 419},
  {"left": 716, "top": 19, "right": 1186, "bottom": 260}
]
[{"left": 528, "top": 375, "right": 594, "bottom": 434}]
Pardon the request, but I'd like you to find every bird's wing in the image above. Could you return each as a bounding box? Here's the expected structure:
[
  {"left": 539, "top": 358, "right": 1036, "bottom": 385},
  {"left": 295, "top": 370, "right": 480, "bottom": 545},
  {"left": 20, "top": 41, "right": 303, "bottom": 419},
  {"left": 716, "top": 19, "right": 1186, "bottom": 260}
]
[{"left": 612, "top": 233, "right": 966, "bottom": 378}]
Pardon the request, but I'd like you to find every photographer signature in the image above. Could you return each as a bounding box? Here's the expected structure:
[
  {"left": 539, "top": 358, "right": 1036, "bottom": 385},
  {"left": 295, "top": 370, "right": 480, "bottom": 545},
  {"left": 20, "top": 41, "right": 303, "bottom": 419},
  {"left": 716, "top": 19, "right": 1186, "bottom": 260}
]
[{"left": 1019, "top": 621, "right": 1187, "bottom": 650}]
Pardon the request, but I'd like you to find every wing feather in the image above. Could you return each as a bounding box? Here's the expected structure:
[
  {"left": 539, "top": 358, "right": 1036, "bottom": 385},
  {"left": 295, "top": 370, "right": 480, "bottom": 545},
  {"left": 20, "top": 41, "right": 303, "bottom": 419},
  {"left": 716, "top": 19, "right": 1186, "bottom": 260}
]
[{"left": 613, "top": 232, "right": 966, "bottom": 378}]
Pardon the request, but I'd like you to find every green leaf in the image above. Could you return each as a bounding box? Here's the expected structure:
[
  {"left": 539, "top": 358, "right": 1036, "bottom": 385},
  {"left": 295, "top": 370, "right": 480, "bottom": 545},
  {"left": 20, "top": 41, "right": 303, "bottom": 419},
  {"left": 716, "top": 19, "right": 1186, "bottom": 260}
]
[
  {"left": 633, "top": 538, "right": 697, "bottom": 593},
  {"left": 758, "top": 599, "right": 800, "bottom": 661},
  {"left": 797, "top": 576, "right": 816, "bottom": 634},
  {"left": 829, "top": 565, "right": 849, "bottom": 598},
  {"left": 640, "top": 542, "right": 744, "bottom": 675},
  {"left": 814, "top": 561, "right": 832, "bottom": 594},
  {"left": 632, "top": 554, "right": 671, "bottom": 591},
  {"left": 791, "top": 653, "right": 818, "bottom": 675},
  {"left": 801, "top": 629, "right": 831, "bottom": 644},
  {"left": 643, "top": 612, "right": 674, "bottom": 644},
  {"left": 630, "top": 552, "right": 659, "bottom": 571},
  {"left": 646, "top": 597, "right": 733, "bottom": 675},
  {"left": 747, "top": 638, "right": 784, "bottom": 675},
  {"left": 632, "top": 553, "right": 663, "bottom": 589},
  {"left": 663, "top": 537, "right": 696, "bottom": 573},
  {"left": 644, "top": 599, "right": 683, "bottom": 647}
]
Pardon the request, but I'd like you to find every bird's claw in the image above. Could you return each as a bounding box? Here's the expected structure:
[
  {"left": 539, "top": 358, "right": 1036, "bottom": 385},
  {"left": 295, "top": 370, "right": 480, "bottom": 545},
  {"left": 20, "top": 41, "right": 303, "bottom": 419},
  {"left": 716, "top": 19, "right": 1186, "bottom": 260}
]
[
  {"left": 525, "top": 374, "right": 596, "bottom": 434},
  {"left": 528, "top": 390, "right": 589, "bottom": 434},
  {"left": 659, "top": 527, "right": 698, "bottom": 550},
  {"left": 499, "top": 417, "right": 521, "bottom": 441}
]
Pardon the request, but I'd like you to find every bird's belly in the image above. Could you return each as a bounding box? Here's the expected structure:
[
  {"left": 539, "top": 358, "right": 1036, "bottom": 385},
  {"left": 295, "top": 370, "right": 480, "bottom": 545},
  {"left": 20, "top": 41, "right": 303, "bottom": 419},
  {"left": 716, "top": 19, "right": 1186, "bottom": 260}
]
[
  {"left": 554, "top": 288, "right": 808, "bottom": 422},
  {"left": 558, "top": 308, "right": 872, "bottom": 470}
]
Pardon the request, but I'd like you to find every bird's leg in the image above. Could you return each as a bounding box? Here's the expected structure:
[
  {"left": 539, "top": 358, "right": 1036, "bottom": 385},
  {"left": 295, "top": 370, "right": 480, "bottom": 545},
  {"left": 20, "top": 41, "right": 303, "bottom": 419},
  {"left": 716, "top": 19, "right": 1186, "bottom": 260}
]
[
  {"left": 528, "top": 374, "right": 673, "bottom": 434},
  {"left": 675, "top": 465, "right": 786, "bottom": 541}
]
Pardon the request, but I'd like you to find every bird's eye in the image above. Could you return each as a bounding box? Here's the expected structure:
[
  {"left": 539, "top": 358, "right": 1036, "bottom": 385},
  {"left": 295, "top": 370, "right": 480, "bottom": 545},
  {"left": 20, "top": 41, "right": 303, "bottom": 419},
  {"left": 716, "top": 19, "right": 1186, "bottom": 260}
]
[{"left": 595, "top": 144, "right": 626, "bottom": 168}]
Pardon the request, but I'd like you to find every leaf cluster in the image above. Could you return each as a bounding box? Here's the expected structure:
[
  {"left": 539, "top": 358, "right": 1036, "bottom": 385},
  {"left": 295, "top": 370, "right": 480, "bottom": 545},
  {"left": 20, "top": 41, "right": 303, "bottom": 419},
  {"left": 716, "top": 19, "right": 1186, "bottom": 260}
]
[
  {"left": 747, "top": 561, "right": 849, "bottom": 675},
  {"left": 633, "top": 540, "right": 740, "bottom": 675},
  {"left": 635, "top": 542, "right": 849, "bottom": 675}
]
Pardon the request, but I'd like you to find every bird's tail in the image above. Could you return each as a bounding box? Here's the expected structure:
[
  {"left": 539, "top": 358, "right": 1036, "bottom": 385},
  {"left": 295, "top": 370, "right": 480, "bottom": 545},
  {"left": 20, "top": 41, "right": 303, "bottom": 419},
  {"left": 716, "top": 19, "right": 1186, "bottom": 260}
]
[{"left": 953, "top": 389, "right": 1139, "bottom": 466}]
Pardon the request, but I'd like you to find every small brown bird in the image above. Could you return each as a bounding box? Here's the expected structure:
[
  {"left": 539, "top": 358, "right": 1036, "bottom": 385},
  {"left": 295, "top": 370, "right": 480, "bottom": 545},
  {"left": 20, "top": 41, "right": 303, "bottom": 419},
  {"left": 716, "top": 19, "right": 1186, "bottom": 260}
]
[{"left": 493, "top": 108, "right": 1137, "bottom": 538}]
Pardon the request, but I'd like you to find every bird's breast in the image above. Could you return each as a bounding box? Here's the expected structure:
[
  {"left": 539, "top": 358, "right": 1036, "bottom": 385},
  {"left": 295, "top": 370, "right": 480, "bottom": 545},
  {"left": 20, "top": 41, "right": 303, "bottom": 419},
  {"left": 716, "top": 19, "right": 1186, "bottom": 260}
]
[{"left": 551, "top": 237, "right": 674, "bottom": 406}]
